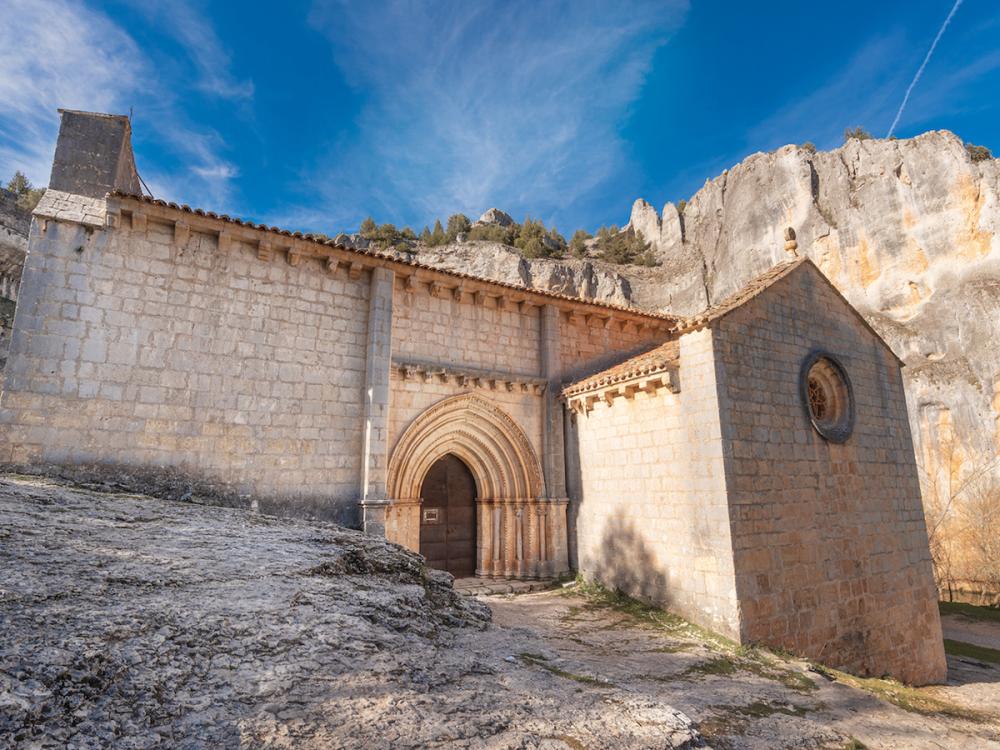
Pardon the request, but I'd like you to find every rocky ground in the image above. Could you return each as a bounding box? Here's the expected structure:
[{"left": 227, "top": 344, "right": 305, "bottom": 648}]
[{"left": 2, "top": 475, "right": 1000, "bottom": 749}]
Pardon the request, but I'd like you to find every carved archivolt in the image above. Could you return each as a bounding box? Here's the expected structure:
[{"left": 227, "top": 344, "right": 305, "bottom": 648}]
[{"left": 387, "top": 394, "right": 544, "bottom": 501}]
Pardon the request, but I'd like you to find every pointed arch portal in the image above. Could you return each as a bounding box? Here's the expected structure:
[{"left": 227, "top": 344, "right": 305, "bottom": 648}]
[{"left": 383, "top": 394, "right": 565, "bottom": 579}]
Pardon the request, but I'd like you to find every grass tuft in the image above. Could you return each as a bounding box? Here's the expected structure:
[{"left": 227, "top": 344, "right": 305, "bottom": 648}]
[
  {"left": 944, "top": 638, "right": 1000, "bottom": 665},
  {"left": 810, "top": 664, "right": 991, "bottom": 723},
  {"left": 940, "top": 601, "right": 1000, "bottom": 624},
  {"left": 518, "top": 652, "right": 613, "bottom": 687}
]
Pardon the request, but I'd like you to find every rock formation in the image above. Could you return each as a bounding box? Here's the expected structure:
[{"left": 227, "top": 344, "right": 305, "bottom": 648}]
[{"left": 618, "top": 131, "right": 1000, "bottom": 487}]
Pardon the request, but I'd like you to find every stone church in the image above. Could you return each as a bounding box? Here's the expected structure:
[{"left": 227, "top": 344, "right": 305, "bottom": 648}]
[{"left": 0, "top": 110, "right": 946, "bottom": 684}]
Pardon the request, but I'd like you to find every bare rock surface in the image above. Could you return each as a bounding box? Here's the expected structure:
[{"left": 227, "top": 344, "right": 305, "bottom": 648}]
[
  {"left": 412, "top": 241, "right": 633, "bottom": 306},
  {"left": 0, "top": 475, "right": 699, "bottom": 749}
]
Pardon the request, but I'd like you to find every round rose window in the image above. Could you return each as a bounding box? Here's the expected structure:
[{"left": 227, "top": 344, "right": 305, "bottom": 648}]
[{"left": 800, "top": 353, "right": 854, "bottom": 443}]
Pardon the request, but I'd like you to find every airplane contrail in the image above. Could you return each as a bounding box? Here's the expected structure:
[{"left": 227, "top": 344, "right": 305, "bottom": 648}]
[{"left": 887, "top": 0, "right": 963, "bottom": 138}]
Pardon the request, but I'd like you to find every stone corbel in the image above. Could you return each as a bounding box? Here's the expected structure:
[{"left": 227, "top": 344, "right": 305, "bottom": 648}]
[
  {"left": 473, "top": 290, "right": 486, "bottom": 306},
  {"left": 218, "top": 230, "right": 233, "bottom": 254},
  {"left": 174, "top": 220, "right": 190, "bottom": 246},
  {"left": 348, "top": 261, "right": 364, "bottom": 280},
  {"left": 641, "top": 377, "right": 662, "bottom": 395},
  {"left": 258, "top": 239, "right": 274, "bottom": 262},
  {"left": 324, "top": 256, "right": 339, "bottom": 274},
  {"left": 624, "top": 384, "right": 638, "bottom": 400},
  {"left": 106, "top": 211, "right": 120, "bottom": 229},
  {"left": 452, "top": 285, "right": 464, "bottom": 302},
  {"left": 402, "top": 274, "right": 416, "bottom": 292},
  {"left": 429, "top": 281, "right": 443, "bottom": 298},
  {"left": 131, "top": 211, "right": 147, "bottom": 233},
  {"left": 287, "top": 248, "right": 301, "bottom": 266}
]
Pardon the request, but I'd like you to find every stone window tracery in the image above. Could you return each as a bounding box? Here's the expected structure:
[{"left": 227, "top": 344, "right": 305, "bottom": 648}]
[{"left": 800, "top": 353, "right": 854, "bottom": 443}]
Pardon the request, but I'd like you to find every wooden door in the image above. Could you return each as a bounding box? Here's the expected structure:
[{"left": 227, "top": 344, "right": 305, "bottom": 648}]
[{"left": 418, "top": 454, "right": 477, "bottom": 577}]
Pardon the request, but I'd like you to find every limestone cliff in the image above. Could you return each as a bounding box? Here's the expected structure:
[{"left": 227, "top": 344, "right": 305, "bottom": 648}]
[{"left": 621, "top": 130, "right": 1000, "bottom": 481}]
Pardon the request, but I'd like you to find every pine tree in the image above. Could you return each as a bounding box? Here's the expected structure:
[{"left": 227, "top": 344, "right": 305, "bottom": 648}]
[
  {"left": 5, "top": 170, "right": 45, "bottom": 212},
  {"left": 419, "top": 226, "right": 431, "bottom": 243},
  {"left": 359, "top": 216, "right": 377, "bottom": 237},
  {"left": 445, "top": 213, "right": 471, "bottom": 242},
  {"left": 430, "top": 219, "right": 446, "bottom": 246}
]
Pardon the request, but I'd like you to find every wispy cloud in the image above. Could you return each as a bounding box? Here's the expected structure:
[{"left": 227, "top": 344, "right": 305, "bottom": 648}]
[
  {"left": 887, "top": 0, "right": 963, "bottom": 137},
  {"left": 0, "top": 0, "right": 142, "bottom": 183},
  {"left": 747, "top": 34, "right": 909, "bottom": 152},
  {"left": 304, "top": 0, "right": 687, "bottom": 230},
  {"left": 0, "top": 0, "right": 249, "bottom": 210}
]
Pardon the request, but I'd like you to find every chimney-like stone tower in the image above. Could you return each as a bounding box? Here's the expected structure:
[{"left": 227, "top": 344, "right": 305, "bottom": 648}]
[{"left": 48, "top": 109, "right": 142, "bottom": 199}]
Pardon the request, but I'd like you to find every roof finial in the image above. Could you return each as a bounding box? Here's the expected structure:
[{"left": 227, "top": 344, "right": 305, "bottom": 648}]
[{"left": 783, "top": 226, "right": 799, "bottom": 258}]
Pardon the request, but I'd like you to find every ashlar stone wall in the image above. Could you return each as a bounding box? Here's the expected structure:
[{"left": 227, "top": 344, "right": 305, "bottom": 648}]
[
  {"left": 711, "top": 262, "right": 946, "bottom": 685},
  {"left": 0, "top": 199, "right": 371, "bottom": 525},
  {"left": 571, "top": 328, "right": 741, "bottom": 638}
]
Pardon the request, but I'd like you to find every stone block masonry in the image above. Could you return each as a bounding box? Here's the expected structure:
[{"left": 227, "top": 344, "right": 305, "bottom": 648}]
[
  {"left": 1, "top": 201, "right": 372, "bottom": 524},
  {"left": 712, "top": 262, "right": 946, "bottom": 685}
]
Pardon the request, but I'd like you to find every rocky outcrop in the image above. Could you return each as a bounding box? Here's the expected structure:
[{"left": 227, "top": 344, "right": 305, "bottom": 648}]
[
  {"left": 620, "top": 131, "right": 1000, "bottom": 480},
  {"left": 474, "top": 207, "right": 516, "bottom": 228},
  {"left": 412, "top": 241, "right": 633, "bottom": 306}
]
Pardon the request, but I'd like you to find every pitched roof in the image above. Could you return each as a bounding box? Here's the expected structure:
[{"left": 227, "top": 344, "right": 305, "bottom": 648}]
[
  {"left": 676, "top": 257, "right": 807, "bottom": 333},
  {"left": 562, "top": 339, "right": 679, "bottom": 397},
  {"left": 107, "top": 191, "right": 681, "bottom": 322}
]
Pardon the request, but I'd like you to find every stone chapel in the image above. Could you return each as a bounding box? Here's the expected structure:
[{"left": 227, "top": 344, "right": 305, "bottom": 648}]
[{"left": 0, "top": 110, "right": 946, "bottom": 684}]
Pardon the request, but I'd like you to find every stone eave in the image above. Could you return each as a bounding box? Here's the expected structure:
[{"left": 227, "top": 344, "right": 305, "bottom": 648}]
[
  {"left": 104, "top": 191, "right": 680, "bottom": 330},
  {"left": 563, "top": 365, "right": 680, "bottom": 414},
  {"left": 391, "top": 356, "right": 547, "bottom": 394}
]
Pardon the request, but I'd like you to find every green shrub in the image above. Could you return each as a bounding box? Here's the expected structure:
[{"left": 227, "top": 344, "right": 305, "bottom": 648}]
[
  {"left": 966, "top": 142, "right": 993, "bottom": 162},
  {"left": 445, "top": 213, "right": 471, "bottom": 242},
  {"left": 467, "top": 223, "right": 515, "bottom": 244},
  {"left": 569, "top": 229, "right": 591, "bottom": 258},
  {"left": 595, "top": 226, "right": 656, "bottom": 266},
  {"left": 6, "top": 171, "right": 45, "bottom": 212},
  {"left": 843, "top": 126, "right": 872, "bottom": 143},
  {"left": 359, "top": 216, "right": 377, "bottom": 237},
  {"left": 800, "top": 141, "right": 816, "bottom": 154},
  {"left": 429, "top": 219, "right": 446, "bottom": 246}
]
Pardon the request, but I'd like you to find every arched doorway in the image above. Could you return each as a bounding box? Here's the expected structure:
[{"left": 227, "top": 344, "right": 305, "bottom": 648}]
[
  {"left": 383, "top": 394, "right": 562, "bottom": 579},
  {"left": 418, "top": 454, "right": 477, "bottom": 577}
]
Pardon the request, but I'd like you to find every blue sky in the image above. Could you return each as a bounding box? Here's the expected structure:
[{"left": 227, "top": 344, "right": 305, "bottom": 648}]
[{"left": 2, "top": 0, "right": 998, "bottom": 235}]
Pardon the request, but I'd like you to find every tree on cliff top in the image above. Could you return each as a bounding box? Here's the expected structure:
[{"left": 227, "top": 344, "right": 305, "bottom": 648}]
[{"left": 6, "top": 171, "right": 45, "bottom": 212}]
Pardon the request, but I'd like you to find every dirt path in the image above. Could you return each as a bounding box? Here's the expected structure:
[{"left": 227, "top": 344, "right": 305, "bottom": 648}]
[{"left": 481, "top": 589, "right": 1000, "bottom": 749}]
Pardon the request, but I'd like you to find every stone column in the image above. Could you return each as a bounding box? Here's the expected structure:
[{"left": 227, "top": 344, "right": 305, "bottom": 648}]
[
  {"left": 540, "top": 305, "right": 567, "bottom": 499},
  {"left": 360, "top": 266, "right": 394, "bottom": 535},
  {"left": 540, "top": 304, "right": 570, "bottom": 576}
]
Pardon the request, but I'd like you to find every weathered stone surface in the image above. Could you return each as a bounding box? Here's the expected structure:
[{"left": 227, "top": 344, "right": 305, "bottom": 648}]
[
  {"left": 0, "top": 475, "right": 706, "bottom": 749},
  {"left": 473, "top": 207, "right": 516, "bottom": 228},
  {"left": 413, "top": 241, "right": 633, "bottom": 305}
]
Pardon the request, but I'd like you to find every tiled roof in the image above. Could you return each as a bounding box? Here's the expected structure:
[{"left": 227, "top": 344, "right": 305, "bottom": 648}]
[
  {"left": 562, "top": 339, "right": 679, "bottom": 397},
  {"left": 108, "top": 191, "right": 681, "bottom": 322}
]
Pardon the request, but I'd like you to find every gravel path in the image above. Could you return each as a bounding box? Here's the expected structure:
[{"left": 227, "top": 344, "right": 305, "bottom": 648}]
[{"left": 2, "top": 474, "right": 999, "bottom": 749}]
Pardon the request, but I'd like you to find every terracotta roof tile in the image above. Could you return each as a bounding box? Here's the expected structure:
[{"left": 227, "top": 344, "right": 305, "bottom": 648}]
[{"left": 562, "top": 339, "right": 679, "bottom": 397}]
